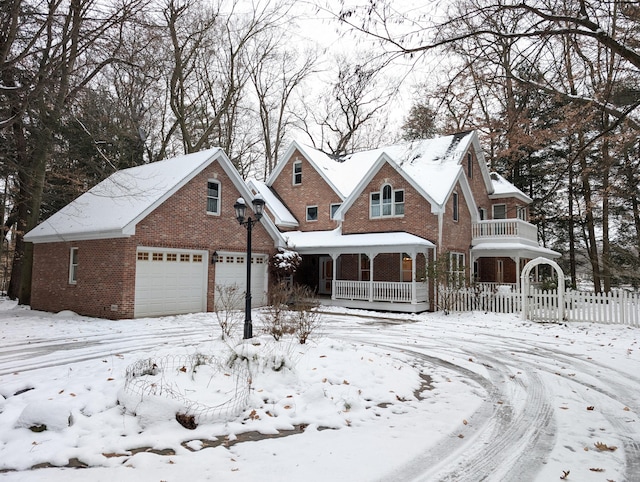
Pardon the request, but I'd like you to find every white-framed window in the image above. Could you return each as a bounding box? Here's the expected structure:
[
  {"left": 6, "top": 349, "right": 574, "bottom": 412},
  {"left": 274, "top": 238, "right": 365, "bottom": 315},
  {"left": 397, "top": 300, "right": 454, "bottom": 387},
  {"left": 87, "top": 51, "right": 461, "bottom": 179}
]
[
  {"left": 370, "top": 184, "right": 404, "bottom": 218},
  {"left": 467, "top": 152, "right": 473, "bottom": 178},
  {"left": 293, "top": 160, "right": 302, "bottom": 185},
  {"left": 207, "top": 180, "right": 220, "bottom": 215},
  {"left": 479, "top": 207, "right": 487, "bottom": 220},
  {"left": 330, "top": 203, "right": 341, "bottom": 219},
  {"left": 449, "top": 252, "right": 465, "bottom": 287},
  {"left": 493, "top": 204, "right": 506, "bottom": 219},
  {"left": 306, "top": 205, "right": 318, "bottom": 221},
  {"left": 517, "top": 206, "right": 528, "bottom": 221},
  {"left": 69, "top": 247, "right": 78, "bottom": 285},
  {"left": 453, "top": 192, "right": 459, "bottom": 221}
]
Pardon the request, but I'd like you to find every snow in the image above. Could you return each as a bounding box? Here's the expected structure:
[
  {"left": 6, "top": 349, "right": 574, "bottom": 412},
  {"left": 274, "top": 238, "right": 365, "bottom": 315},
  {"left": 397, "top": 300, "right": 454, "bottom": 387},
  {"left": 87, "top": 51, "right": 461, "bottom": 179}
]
[
  {"left": 283, "top": 227, "right": 435, "bottom": 252},
  {"left": 248, "top": 179, "right": 298, "bottom": 228},
  {"left": 23, "top": 149, "right": 221, "bottom": 243},
  {"left": 294, "top": 132, "right": 475, "bottom": 206},
  {"left": 1, "top": 298, "right": 639, "bottom": 481},
  {"left": 490, "top": 171, "right": 532, "bottom": 203}
]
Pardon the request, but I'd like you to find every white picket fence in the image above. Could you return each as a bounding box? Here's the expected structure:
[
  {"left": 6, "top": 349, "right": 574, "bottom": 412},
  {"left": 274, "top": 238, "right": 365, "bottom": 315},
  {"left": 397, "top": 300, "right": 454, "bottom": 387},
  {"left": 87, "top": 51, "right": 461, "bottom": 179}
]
[{"left": 442, "top": 285, "right": 640, "bottom": 326}]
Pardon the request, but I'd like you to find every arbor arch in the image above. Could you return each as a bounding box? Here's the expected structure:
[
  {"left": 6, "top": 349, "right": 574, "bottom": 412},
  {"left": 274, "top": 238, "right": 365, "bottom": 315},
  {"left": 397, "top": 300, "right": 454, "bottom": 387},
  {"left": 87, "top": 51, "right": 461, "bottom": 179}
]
[{"left": 521, "top": 257, "right": 565, "bottom": 322}]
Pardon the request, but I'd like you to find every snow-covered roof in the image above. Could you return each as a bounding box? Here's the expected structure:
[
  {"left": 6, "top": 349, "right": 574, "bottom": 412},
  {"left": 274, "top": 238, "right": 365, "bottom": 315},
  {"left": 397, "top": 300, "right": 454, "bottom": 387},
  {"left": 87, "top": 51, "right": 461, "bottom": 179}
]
[
  {"left": 283, "top": 228, "right": 435, "bottom": 255},
  {"left": 248, "top": 179, "right": 298, "bottom": 229},
  {"left": 489, "top": 172, "right": 532, "bottom": 203},
  {"left": 25, "top": 149, "right": 284, "bottom": 245},
  {"left": 472, "top": 242, "right": 560, "bottom": 259},
  {"left": 271, "top": 132, "right": 483, "bottom": 205}
]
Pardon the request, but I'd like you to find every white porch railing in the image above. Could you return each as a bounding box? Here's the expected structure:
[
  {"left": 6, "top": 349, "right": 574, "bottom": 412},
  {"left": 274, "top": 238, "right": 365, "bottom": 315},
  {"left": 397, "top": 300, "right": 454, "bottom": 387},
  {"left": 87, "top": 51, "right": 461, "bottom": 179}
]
[
  {"left": 472, "top": 219, "right": 538, "bottom": 243},
  {"left": 334, "top": 280, "right": 427, "bottom": 303}
]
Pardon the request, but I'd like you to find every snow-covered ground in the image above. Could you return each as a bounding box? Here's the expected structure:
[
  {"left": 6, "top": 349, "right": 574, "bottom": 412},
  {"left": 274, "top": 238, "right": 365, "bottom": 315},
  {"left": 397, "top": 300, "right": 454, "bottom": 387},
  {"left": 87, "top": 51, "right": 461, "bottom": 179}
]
[{"left": 1, "top": 299, "right": 639, "bottom": 481}]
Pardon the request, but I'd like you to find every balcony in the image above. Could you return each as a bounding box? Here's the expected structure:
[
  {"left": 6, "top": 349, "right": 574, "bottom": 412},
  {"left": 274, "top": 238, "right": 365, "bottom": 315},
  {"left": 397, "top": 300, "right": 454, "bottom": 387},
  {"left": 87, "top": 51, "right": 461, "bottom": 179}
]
[{"left": 472, "top": 219, "right": 539, "bottom": 246}]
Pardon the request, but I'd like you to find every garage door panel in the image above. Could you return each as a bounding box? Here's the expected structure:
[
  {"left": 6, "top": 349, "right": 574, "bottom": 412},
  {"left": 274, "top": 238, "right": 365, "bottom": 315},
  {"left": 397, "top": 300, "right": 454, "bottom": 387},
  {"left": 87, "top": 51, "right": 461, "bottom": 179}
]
[
  {"left": 215, "top": 253, "right": 267, "bottom": 308},
  {"left": 135, "top": 249, "right": 207, "bottom": 318}
]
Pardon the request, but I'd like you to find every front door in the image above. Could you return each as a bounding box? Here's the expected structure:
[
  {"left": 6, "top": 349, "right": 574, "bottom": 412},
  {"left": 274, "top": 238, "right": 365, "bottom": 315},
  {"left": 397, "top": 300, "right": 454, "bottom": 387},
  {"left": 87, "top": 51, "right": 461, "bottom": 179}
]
[{"left": 319, "top": 256, "right": 333, "bottom": 295}]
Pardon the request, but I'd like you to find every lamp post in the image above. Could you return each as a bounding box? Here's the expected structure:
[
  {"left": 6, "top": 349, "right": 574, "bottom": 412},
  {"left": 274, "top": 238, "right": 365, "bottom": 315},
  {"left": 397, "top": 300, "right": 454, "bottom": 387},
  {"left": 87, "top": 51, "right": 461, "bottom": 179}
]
[{"left": 233, "top": 195, "right": 265, "bottom": 339}]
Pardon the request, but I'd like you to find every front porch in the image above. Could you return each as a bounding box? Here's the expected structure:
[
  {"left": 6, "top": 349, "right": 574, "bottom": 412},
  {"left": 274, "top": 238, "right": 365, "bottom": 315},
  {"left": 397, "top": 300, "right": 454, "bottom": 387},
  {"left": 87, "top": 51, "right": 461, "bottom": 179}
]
[{"left": 284, "top": 229, "right": 435, "bottom": 313}]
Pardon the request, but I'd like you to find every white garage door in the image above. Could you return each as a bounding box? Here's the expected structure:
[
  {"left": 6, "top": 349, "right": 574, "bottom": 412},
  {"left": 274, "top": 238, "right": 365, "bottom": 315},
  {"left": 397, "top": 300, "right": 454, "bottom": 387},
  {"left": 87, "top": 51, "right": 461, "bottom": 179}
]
[
  {"left": 134, "top": 248, "right": 208, "bottom": 318},
  {"left": 214, "top": 252, "right": 268, "bottom": 308}
]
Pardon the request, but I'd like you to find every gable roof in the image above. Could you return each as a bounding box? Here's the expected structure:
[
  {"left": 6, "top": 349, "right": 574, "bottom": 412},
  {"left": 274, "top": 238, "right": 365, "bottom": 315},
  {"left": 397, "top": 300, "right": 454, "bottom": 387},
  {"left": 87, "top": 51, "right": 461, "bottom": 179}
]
[
  {"left": 333, "top": 131, "right": 486, "bottom": 219},
  {"left": 25, "top": 149, "right": 284, "bottom": 245},
  {"left": 269, "top": 132, "right": 495, "bottom": 213},
  {"left": 267, "top": 141, "right": 381, "bottom": 199}
]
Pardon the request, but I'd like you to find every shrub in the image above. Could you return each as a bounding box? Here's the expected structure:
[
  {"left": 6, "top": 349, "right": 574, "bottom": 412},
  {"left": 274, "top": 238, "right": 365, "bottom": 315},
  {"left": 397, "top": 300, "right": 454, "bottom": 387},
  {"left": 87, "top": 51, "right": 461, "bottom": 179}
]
[{"left": 213, "top": 284, "right": 244, "bottom": 339}]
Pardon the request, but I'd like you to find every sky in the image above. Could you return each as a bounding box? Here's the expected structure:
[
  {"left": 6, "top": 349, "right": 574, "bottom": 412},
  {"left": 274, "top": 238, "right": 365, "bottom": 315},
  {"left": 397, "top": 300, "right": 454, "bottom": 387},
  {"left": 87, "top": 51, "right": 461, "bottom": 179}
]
[{"left": 1, "top": 299, "right": 639, "bottom": 481}]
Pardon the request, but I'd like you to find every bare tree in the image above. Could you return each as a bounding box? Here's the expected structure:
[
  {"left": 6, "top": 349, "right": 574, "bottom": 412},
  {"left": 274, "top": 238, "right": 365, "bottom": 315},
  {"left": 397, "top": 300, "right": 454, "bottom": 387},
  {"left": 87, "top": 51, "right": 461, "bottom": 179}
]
[
  {"left": 1, "top": 0, "right": 147, "bottom": 303},
  {"left": 247, "top": 31, "right": 318, "bottom": 178},
  {"left": 299, "top": 51, "right": 398, "bottom": 156}
]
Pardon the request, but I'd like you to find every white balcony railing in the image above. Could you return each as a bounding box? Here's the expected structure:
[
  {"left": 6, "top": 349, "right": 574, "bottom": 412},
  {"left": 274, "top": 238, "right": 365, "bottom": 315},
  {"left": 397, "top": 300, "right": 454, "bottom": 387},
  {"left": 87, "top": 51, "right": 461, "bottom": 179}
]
[
  {"left": 472, "top": 219, "right": 538, "bottom": 243},
  {"left": 333, "top": 280, "right": 428, "bottom": 303}
]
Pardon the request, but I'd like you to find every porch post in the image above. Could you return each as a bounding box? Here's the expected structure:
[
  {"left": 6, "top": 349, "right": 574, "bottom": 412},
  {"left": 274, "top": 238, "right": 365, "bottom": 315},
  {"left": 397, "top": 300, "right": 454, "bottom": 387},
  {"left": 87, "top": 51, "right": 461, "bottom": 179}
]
[
  {"left": 331, "top": 253, "right": 338, "bottom": 300},
  {"left": 368, "top": 252, "right": 376, "bottom": 302},
  {"left": 411, "top": 252, "right": 417, "bottom": 304},
  {"left": 515, "top": 256, "right": 521, "bottom": 293}
]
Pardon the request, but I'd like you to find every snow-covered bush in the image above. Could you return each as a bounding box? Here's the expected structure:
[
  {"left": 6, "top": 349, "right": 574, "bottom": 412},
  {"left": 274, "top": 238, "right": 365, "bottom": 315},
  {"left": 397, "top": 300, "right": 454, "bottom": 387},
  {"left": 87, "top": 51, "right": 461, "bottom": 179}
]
[{"left": 269, "top": 248, "right": 301, "bottom": 281}]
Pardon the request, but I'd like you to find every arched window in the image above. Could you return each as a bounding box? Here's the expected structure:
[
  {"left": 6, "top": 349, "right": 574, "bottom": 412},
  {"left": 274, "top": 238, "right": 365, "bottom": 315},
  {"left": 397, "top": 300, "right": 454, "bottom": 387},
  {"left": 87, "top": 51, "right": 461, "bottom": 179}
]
[{"left": 370, "top": 184, "right": 404, "bottom": 218}]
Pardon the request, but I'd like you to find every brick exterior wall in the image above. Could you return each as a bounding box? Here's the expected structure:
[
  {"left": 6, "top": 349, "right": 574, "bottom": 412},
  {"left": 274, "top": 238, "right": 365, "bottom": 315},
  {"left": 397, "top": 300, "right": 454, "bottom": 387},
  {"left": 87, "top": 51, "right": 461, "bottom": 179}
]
[
  {"left": 29, "top": 159, "right": 276, "bottom": 319},
  {"left": 342, "top": 161, "right": 440, "bottom": 242},
  {"left": 31, "top": 238, "right": 136, "bottom": 319},
  {"left": 269, "top": 149, "right": 343, "bottom": 231}
]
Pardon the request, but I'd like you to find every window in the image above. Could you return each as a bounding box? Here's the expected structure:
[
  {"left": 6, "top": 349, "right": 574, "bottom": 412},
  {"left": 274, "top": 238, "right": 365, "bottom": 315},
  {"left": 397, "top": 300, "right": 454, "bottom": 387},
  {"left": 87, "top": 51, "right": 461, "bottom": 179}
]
[
  {"left": 180, "top": 253, "right": 190, "bottom": 262},
  {"left": 193, "top": 254, "right": 203, "bottom": 263},
  {"left": 479, "top": 207, "right": 486, "bottom": 220},
  {"left": 493, "top": 204, "right": 506, "bottom": 219},
  {"left": 306, "top": 205, "right": 318, "bottom": 221},
  {"left": 467, "top": 152, "right": 473, "bottom": 178},
  {"left": 330, "top": 203, "right": 342, "bottom": 219},
  {"left": 167, "top": 253, "right": 177, "bottom": 262},
  {"left": 152, "top": 252, "right": 163, "bottom": 261},
  {"left": 453, "top": 192, "right": 459, "bottom": 221},
  {"left": 401, "top": 253, "right": 412, "bottom": 282},
  {"left": 449, "top": 252, "right": 465, "bottom": 287},
  {"left": 207, "top": 180, "right": 220, "bottom": 214},
  {"left": 293, "top": 160, "right": 302, "bottom": 185},
  {"left": 370, "top": 184, "right": 404, "bottom": 218},
  {"left": 137, "top": 251, "right": 149, "bottom": 261},
  {"left": 360, "top": 254, "right": 370, "bottom": 281},
  {"left": 69, "top": 248, "right": 78, "bottom": 285},
  {"left": 517, "top": 206, "right": 528, "bottom": 221}
]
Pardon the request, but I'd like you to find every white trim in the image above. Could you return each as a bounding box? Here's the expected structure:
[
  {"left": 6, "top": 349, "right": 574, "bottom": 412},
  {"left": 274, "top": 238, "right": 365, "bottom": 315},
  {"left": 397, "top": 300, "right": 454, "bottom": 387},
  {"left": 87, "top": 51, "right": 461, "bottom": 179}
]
[
  {"left": 306, "top": 205, "right": 318, "bottom": 221},
  {"left": 206, "top": 178, "right": 221, "bottom": 215},
  {"left": 69, "top": 247, "right": 78, "bottom": 285},
  {"left": 292, "top": 159, "right": 302, "bottom": 185}
]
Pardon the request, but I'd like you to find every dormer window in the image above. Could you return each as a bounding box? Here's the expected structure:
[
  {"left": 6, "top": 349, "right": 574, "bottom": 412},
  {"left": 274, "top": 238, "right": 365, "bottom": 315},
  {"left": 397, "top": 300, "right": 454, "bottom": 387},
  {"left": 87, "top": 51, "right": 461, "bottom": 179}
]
[
  {"left": 293, "top": 160, "right": 302, "bottom": 185},
  {"left": 371, "top": 184, "right": 404, "bottom": 218}
]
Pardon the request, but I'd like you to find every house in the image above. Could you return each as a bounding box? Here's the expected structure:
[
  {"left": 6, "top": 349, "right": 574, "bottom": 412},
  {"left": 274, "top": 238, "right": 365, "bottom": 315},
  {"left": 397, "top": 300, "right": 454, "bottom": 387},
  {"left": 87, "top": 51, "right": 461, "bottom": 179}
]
[
  {"left": 252, "top": 130, "right": 559, "bottom": 312},
  {"left": 25, "top": 130, "right": 559, "bottom": 319},
  {"left": 24, "top": 148, "right": 283, "bottom": 319}
]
